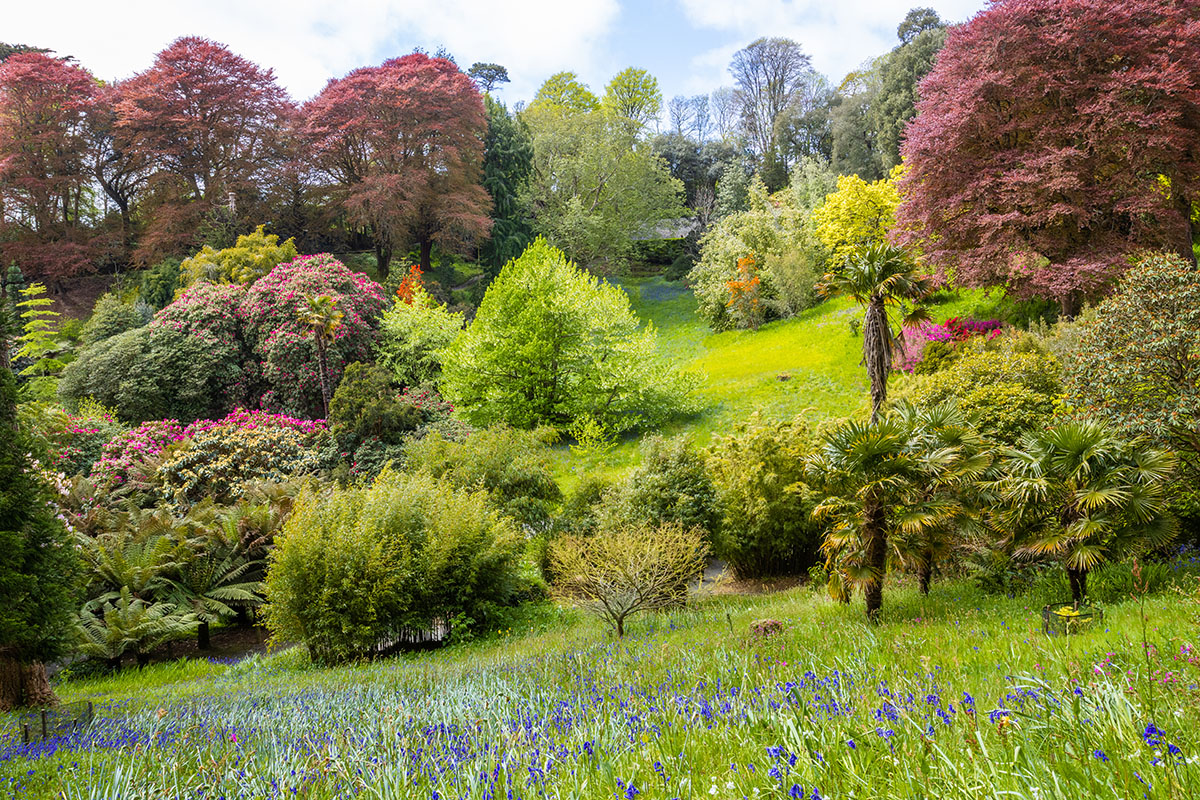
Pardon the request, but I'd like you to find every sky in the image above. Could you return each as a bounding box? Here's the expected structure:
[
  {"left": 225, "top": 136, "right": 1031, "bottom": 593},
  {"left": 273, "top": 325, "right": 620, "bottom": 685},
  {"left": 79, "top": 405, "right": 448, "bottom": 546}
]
[{"left": 6, "top": 0, "right": 990, "bottom": 109}]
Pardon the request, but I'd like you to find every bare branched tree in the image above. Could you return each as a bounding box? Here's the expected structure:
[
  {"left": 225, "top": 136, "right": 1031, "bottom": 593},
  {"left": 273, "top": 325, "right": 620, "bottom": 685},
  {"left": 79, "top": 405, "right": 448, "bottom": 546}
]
[{"left": 729, "top": 37, "right": 813, "bottom": 156}]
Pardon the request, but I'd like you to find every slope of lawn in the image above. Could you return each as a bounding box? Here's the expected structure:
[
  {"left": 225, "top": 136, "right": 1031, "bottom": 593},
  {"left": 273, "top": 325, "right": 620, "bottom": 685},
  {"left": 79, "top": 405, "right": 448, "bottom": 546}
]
[
  {"left": 5, "top": 565, "right": 1198, "bottom": 799},
  {"left": 554, "top": 277, "right": 999, "bottom": 487}
]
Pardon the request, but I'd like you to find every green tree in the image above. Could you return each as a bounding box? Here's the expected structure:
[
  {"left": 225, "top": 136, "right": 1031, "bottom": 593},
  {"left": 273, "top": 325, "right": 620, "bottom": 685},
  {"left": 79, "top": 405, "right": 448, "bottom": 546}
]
[
  {"left": 602, "top": 67, "right": 663, "bottom": 131},
  {"left": 378, "top": 287, "right": 464, "bottom": 389},
  {"left": 298, "top": 294, "right": 343, "bottom": 417},
  {"left": 15, "top": 282, "right": 68, "bottom": 400},
  {"left": 0, "top": 367, "right": 80, "bottom": 709},
  {"left": 467, "top": 62, "right": 509, "bottom": 93},
  {"left": 442, "top": 238, "right": 696, "bottom": 433},
  {"left": 992, "top": 421, "right": 1177, "bottom": 604},
  {"left": 522, "top": 106, "right": 685, "bottom": 269},
  {"left": 820, "top": 243, "right": 930, "bottom": 418},
  {"left": 479, "top": 96, "right": 534, "bottom": 274},
  {"left": 529, "top": 71, "right": 599, "bottom": 114},
  {"left": 1062, "top": 252, "right": 1200, "bottom": 463},
  {"left": 811, "top": 170, "right": 903, "bottom": 265},
  {"left": 179, "top": 225, "right": 298, "bottom": 286}
]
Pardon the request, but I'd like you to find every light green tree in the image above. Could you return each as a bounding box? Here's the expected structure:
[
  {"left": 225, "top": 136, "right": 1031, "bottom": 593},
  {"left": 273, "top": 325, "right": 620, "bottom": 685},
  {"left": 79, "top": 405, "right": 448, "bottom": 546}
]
[
  {"left": 602, "top": 67, "right": 662, "bottom": 131},
  {"left": 15, "top": 282, "right": 68, "bottom": 400},
  {"left": 441, "top": 238, "right": 696, "bottom": 433},
  {"left": 811, "top": 169, "right": 903, "bottom": 265},
  {"left": 179, "top": 225, "right": 298, "bottom": 286},
  {"left": 528, "top": 71, "right": 599, "bottom": 114},
  {"left": 378, "top": 286, "right": 464, "bottom": 388}
]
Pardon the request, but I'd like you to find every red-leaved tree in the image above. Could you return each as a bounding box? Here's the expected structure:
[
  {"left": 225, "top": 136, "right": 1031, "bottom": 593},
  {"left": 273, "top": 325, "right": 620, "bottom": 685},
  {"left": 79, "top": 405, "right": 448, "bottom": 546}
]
[
  {"left": 116, "top": 37, "right": 291, "bottom": 261},
  {"left": 897, "top": 0, "right": 1200, "bottom": 315},
  {"left": 304, "top": 53, "right": 491, "bottom": 277},
  {"left": 0, "top": 52, "right": 99, "bottom": 282}
]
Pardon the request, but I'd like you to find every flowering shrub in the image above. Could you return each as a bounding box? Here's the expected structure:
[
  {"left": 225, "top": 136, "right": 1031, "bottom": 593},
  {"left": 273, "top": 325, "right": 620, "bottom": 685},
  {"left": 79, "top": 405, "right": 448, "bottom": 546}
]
[
  {"left": 240, "top": 254, "right": 387, "bottom": 417},
  {"left": 895, "top": 317, "right": 1003, "bottom": 372},
  {"left": 19, "top": 400, "right": 127, "bottom": 476},
  {"left": 157, "top": 409, "right": 327, "bottom": 502},
  {"left": 725, "top": 254, "right": 764, "bottom": 330},
  {"left": 91, "top": 420, "right": 188, "bottom": 487}
]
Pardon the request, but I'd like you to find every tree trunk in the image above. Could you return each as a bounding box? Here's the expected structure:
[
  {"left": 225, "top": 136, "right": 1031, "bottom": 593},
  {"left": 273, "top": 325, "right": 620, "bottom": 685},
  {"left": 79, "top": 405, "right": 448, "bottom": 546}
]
[
  {"left": 862, "top": 298, "right": 891, "bottom": 421},
  {"left": 0, "top": 658, "right": 57, "bottom": 712},
  {"left": 374, "top": 242, "right": 392, "bottom": 280},
  {"left": 198, "top": 621, "right": 211, "bottom": 651},
  {"left": 1067, "top": 567, "right": 1088, "bottom": 605},
  {"left": 236, "top": 605, "right": 252, "bottom": 629},
  {"left": 918, "top": 556, "right": 933, "bottom": 596},
  {"left": 419, "top": 238, "right": 433, "bottom": 273},
  {"left": 863, "top": 500, "right": 888, "bottom": 621},
  {"left": 1172, "top": 189, "right": 1197, "bottom": 267},
  {"left": 615, "top": 616, "right": 625, "bottom": 638},
  {"left": 315, "top": 338, "right": 330, "bottom": 418}
]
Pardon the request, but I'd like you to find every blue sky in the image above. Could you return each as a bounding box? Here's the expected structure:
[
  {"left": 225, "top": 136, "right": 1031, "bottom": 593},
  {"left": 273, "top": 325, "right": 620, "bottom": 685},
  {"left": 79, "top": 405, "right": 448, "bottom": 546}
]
[{"left": 8, "top": 0, "right": 989, "bottom": 111}]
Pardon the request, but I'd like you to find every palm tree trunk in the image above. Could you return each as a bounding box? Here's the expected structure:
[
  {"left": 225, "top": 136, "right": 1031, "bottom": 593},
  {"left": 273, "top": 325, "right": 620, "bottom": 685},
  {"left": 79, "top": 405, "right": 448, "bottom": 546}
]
[
  {"left": 862, "top": 298, "right": 891, "bottom": 421},
  {"left": 315, "top": 339, "right": 330, "bottom": 418},
  {"left": 1067, "top": 567, "right": 1088, "bottom": 605},
  {"left": 918, "top": 555, "right": 933, "bottom": 596},
  {"left": 863, "top": 499, "right": 887, "bottom": 621}
]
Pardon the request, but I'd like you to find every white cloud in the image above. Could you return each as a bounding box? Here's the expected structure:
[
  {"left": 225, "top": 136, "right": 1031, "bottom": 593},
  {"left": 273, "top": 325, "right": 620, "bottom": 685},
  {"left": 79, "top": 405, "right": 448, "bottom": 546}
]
[
  {"left": 4, "top": 0, "right": 620, "bottom": 102},
  {"left": 676, "top": 0, "right": 986, "bottom": 84}
]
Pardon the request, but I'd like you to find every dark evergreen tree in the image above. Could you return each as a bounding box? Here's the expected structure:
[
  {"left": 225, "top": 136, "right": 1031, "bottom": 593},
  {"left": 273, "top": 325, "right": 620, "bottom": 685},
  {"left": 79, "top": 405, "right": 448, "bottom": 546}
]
[
  {"left": 0, "top": 367, "right": 80, "bottom": 710},
  {"left": 479, "top": 95, "right": 534, "bottom": 274}
]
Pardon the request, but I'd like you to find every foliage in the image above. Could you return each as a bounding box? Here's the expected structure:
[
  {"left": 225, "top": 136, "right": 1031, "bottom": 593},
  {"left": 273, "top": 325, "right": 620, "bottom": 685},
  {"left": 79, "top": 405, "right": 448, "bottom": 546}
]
[
  {"left": 601, "top": 67, "right": 662, "bottom": 130},
  {"left": 179, "top": 225, "right": 298, "bottom": 286},
  {"left": 466, "top": 63, "right": 509, "bottom": 93},
  {"left": 239, "top": 254, "right": 387, "bottom": 418},
  {"left": 325, "top": 362, "right": 423, "bottom": 481},
  {"left": 1061, "top": 252, "right": 1200, "bottom": 463},
  {"left": 15, "top": 282, "right": 68, "bottom": 400},
  {"left": 727, "top": 38, "right": 814, "bottom": 158},
  {"left": 479, "top": 96, "right": 534, "bottom": 274},
  {"left": 820, "top": 243, "right": 930, "bottom": 417},
  {"left": 81, "top": 294, "right": 147, "bottom": 347},
  {"left": 23, "top": 399, "right": 126, "bottom": 476},
  {"left": 528, "top": 72, "right": 599, "bottom": 114},
  {"left": 0, "top": 52, "right": 99, "bottom": 281},
  {"left": 0, "top": 368, "right": 80, "bottom": 704},
  {"left": 138, "top": 259, "right": 182, "bottom": 310},
  {"left": 598, "top": 435, "right": 720, "bottom": 545},
  {"left": 896, "top": 0, "right": 1200, "bottom": 313},
  {"left": 117, "top": 36, "right": 290, "bottom": 261},
  {"left": 90, "top": 420, "right": 187, "bottom": 488},
  {"left": 707, "top": 413, "right": 818, "bottom": 578},
  {"left": 378, "top": 287, "right": 464, "bottom": 389},
  {"left": 690, "top": 177, "right": 826, "bottom": 330},
  {"left": 521, "top": 103, "right": 685, "bottom": 270},
  {"left": 550, "top": 521, "right": 708, "bottom": 637},
  {"left": 303, "top": 53, "right": 491, "bottom": 274},
  {"left": 157, "top": 410, "right": 326, "bottom": 504},
  {"left": 724, "top": 254, "right": 764, "bottom": 330},
  {"left": 442, "top": 239, "right": 696, "bottom": 434},
  {"left": 74, "top": 586, "right": 198, "bottom": 669},
  {"left": 811, "top": 170, "right": 901, "bottom": 266},
  {"left": 404, "top": 426, "right": 561, "bottom": 530},
  {"left": 993, "top": 420, "right": 1179, "bottom": 603},
  {"left": 264, "top": 469, "right": 523, "bottom": 663}
]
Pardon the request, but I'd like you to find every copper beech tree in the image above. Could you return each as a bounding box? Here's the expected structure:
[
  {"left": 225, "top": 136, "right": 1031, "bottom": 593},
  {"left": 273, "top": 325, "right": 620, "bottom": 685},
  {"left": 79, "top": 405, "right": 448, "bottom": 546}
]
[
  {"left": 897, "top": 0, "right": 1200, "bottom": 316},
  {"left": 304, "top": 53, "right": 492, "bottom": 277},
  {"left": 0, "top": 52, "right": 98, "bottom": 281}
]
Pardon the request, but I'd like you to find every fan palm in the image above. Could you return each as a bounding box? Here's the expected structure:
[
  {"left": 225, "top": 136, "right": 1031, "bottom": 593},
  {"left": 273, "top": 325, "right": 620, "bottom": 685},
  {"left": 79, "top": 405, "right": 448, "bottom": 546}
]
[
  {"left": 991, "top": 421, "right": 1178, "bottom": 604},
  {"left": 298, "top": 293, "right": 343, "bottom": 417},
  {"left": 821, "top": 243, "right": 930, "bottom": 419}
]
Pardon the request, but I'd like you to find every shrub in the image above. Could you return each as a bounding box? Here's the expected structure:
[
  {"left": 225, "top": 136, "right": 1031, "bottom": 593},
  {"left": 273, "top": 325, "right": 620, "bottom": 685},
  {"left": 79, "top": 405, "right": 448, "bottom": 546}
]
[
  {"left": 58, "top": 327, "right": 163, "bottom": 422},
  {"left": 157, "top": 410, "right": 326, "bottom": 503},
  {"left": 959, "top": 382, "right": 1056, "bottom": 445},
  {"left": 378, "top": 287, "right": 465, "bottom": 389},
  {"left": 91, "top": 419, "right": 188, "bottom": 488},
  {"left": 81, "top": 294, "right": 147, "bottom": 346},
  {"left": 326, "top": 362, "right": 424, "bottom": 481},
  {"left": 707, "top": 413, "right": 820, "bottom": 577},
  {"left": 138, "top": 258, "right": 181, "bottom": 310},
  {"left": 40, "top": 399, "right": 126, "bottom": 476},
  {"left": 404, "top": 426, "right": 562, "bottom": 530},
  {"left": 240, "top": 254, "right": 388, "bottom": 418},
  {"left": 264, "top": 470, "right": 523, "bottom": 664},
  {"left": 549, "top": 521, "right": 708, "bottom": 637},
  {"left": 442, "top": 238, "right": 697, "bottom": 433},
  {"left": 179, "top": 225, "right": 298, "bottom": 286},
  {"left": 597, "top": 435, "right": 720, "bottom": 545},
  {"left": 665, "top": 253, "right": 694, "bottom": 281}
]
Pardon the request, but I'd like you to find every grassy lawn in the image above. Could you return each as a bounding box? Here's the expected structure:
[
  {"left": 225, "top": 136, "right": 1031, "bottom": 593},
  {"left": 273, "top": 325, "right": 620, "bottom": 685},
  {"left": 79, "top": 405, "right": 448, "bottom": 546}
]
[
  {"left": 5, "top": 570, "right": 1198, "bottom": 798},
  {"left": 553, "top": 277, "right": 1001, "bottom": 489}
]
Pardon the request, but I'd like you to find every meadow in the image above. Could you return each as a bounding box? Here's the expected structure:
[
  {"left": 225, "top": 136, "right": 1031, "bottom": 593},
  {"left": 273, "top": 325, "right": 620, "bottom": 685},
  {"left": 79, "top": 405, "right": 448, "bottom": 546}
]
[{"left": 4, "top": 555, "right": 1198, "bottom": 799}]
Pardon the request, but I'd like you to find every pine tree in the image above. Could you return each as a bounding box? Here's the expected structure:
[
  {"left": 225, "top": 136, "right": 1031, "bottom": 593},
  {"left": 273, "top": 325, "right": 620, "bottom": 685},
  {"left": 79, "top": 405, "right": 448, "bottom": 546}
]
[{"left": 0, "top": 366, "right": 80, "bottom": 710}]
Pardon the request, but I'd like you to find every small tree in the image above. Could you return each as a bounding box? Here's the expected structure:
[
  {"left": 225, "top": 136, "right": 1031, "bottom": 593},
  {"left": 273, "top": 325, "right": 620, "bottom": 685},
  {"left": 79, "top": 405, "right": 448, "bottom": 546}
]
[
  {"left": 820, "top": 243, "right": 929, "bottom": 419},
  {"left": 992, "top": 421, "right": 1177, "bottom": 604},
  {"left": 550, "top": 522, "right": 708, "bottom": 637},
  {"left": 15, "top": 283, "right": 68, "bottom": 400},
  {"left": 811, "top": 170, "right": 902, "bottom": 265},
  {"left": 298, "top": 294, "right": 343, "bottom": 417}
]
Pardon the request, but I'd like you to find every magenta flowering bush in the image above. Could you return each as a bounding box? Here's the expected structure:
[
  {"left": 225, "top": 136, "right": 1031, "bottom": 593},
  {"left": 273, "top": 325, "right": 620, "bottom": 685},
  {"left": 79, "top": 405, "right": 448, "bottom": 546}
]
[
  {"left": 90, "top": 419, "right": 188, "bottom": 487},
  {"left": 240, "top": 254, "right": 388, "bottom": 418},
  {"left": 896, "top": 317, "right": 1003, "bottom": 372}
]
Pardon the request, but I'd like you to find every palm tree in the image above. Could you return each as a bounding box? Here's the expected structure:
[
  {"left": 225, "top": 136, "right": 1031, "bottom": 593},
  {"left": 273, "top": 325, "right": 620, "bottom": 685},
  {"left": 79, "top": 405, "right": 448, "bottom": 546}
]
[
  {"left": 890, "top": 403, "right": 994, "bottom": 595},
  {"left": 821, "top": 243, "right": 930, "bottom": 420},
  {"left": 298, "top": 294, "right": 343, "bottom": 417},
  {"left": 991, "top": 421, "right": 1177, "bottom": 604},
  {"left": 811, "top": 403, "right": 991, "bottom": 619}
]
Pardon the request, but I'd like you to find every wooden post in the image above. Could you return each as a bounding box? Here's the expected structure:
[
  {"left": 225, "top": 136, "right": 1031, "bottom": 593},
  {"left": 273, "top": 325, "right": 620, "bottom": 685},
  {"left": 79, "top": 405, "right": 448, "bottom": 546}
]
[
  {"left": 41, "top": 708, "right": 48, "bottom": 739},
  {"left": 21, "top": 722, "right": 29, "bottom": 745}
]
